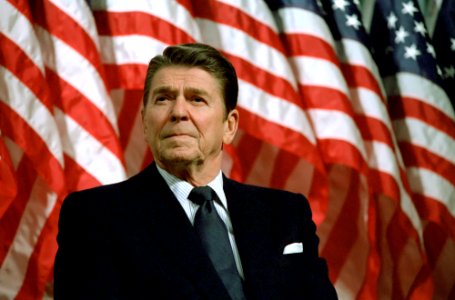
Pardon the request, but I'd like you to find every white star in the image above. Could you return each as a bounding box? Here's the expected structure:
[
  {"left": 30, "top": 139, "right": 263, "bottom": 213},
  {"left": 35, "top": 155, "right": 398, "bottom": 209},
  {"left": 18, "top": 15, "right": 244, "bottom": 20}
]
[
  {"left": 402, "top": 1, "right": 418, "bottom": 16},
  {"left": 353, "top": 0, "right": 360, "bottom": 6},
  {"left": 414, "top": 21, "right": 426, "bottom": 36},
  {"left": 333, "top": 0, "right": 349, "bottom": 11},
  {"left": 437, "top": 65, "right": 444, "bottom": 77},
  {"left": 395, "top": 26, "right": 409, "bottom": 44},
  {"left": 426, "top": 43, "right": 436, "bottom": 58},
  {"left": 451, "top": 38, "right": 455, "bottom": 51},
  {"left": 346, "top": 14, "right": 361, "bottom": 30},
  {"left": 444, "top": 65, "right": 455, "bottom": 79},
  {"left": 387, "top": 12, "right": 398, "bottom": 29},
  {"left": 404, "top": 44, "right": 421, "bottom": 60}
]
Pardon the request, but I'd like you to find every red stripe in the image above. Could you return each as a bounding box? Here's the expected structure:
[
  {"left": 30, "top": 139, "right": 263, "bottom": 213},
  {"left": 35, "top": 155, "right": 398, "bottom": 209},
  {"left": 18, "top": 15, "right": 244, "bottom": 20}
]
[
  {"left": 45, "top": 68, "right": 124, "bottom": 162},
  {"left": 0, "top": 102, "right": 65, "bottom": 195},
  {"left": 386, "top": 210, "right": 427, "bottom": 299},
  {"left": 31, "top": 0, "right": 109, "bottom": 89},
  {"left": 307, "top": 170, "right": 329, "bottom": 226},
  {"left": 223, "top": 143, "right": 244, "bottom": 182},
  {"left": 0, "top": 137, "right": 17, "bottom": 218},
  {"left": 190, "top": 0, "right": 286, "bottom": 55},
  {"left": 317, "top": 139, "right": 367, "bottom": 175},
  {"left": 64, "top": 155, "right": 101, "bottom": 192},
  {"left": 0, "top": 33, "right": 52, "bottom": 111},
  {"left": 341, "top": 63, "right": 385, "bottom": 102},
  {"left": 299, "top": 85, "right": 355, "bottom": 115},
  {"left": 93, "top": 11, "right": 195, "bottom": 45},
  {"left": 224, "top": 53, "right": 303, "bottom": 108},
  {"left": 176, "top": 0, "right": 194, "bottom": 16},
  {"left": 15, "top": 195, "right": 61, "bottom": 300},
  {"left": 0, "top": 155, "right": 36, "bottom": 266},
  {"left": 414, "top": 194, "right": 455, "bottom": 238},
  {"left": 6, "top": 0, "right": 33, "bottom": 23},
  {"left": 103, "top": 63, "right": 148, "bottom": 90},
  {"left": 232, "top": 133, "right": 264, "bottom": 181},
  {"left": 354, "top": 114, "right": 394, "bottom": 146},
  {"left": 369, "top": 169, "right": 400, "bottom": 201},
  {"left": 390, "top": 96, "right": 455, "bottom": 140},
  {"left": 281, "top": 33, "right": 339, "bottom": 64},
  {"left": 358, "top": 195, "right": 380, "bottom": 299},
  {"left": 237, "top": 107, "right": 323, "bottom": 171},
  {"left": 321, "top": 170, "right": 363, "bottom": 282},
  {"left": 269, "top": 150, "right": 300, "bottom": 189},
  {"left": 140, "top": 151, "right": 154, "bottom": 171},
  {"left": 399, "top": 142, "right": 455, "bottom": 186},
  {"left": 117, "top": 89, "right": 144, "bottom": 149}
]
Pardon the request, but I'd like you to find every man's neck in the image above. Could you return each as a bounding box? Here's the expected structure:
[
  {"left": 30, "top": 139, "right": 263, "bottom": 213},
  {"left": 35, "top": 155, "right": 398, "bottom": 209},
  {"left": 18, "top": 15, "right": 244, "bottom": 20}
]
[{"left": 157, "top": 160, "right": 221, "bottom": 187}]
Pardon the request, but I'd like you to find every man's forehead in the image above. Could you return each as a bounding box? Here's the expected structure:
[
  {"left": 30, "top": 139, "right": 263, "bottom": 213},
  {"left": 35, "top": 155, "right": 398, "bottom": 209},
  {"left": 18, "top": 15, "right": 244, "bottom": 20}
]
[
  {"left": 151, "top": 66, "right": 220, "bottom": 94},
  {"left": 151, "top": 85, "right": 209, "bottom": 96}
]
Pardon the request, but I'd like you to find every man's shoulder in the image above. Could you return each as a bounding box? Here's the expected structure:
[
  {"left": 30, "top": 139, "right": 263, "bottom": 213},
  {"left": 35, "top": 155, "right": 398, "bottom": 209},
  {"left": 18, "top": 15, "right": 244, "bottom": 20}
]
[
  {"left": 61, "top": 164, "right": 159, "bottom": 210},
  {"left": 223, "top": 176, "right": 309, "bottom": 209},
  {"left": 224, "top": 176, "right": 302, "bottom": 196}
]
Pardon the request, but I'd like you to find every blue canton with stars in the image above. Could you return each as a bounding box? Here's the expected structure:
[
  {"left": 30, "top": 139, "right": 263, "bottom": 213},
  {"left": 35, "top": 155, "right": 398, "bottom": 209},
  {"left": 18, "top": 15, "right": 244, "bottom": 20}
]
[
  {"left": 432, "top": 0, "right": 455, "bottom": 106},
  {"left": 321, "top": 0, "right": 371, "bottom": 48},
  {"left": 370, "top": 0, "right": 445, "bottom": 87}
]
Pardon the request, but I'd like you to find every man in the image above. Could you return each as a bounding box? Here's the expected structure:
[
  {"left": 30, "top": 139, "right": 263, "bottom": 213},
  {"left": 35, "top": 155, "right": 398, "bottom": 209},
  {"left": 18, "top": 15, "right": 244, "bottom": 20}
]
[{"left": 54, "top": 43, "right": 337, "bottom": 299}]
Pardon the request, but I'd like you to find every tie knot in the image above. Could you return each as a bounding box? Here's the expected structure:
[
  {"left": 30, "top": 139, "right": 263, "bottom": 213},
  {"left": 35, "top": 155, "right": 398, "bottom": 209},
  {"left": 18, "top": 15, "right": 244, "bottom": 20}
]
[{"left": 188, "top": 186, "right": 215, "bottom": 205}]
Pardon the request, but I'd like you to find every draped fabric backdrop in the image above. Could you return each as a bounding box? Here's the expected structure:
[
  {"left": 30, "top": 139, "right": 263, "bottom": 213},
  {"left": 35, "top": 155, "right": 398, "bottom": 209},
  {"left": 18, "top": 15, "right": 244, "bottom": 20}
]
[{"left": 0, "top": 0, "right": 454, "bottom": 299}]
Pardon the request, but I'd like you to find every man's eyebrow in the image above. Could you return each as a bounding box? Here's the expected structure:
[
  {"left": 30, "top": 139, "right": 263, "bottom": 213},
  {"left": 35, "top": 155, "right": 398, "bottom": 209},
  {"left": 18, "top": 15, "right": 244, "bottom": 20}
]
[
  {"left": 184, "top": 87, "right": 209, "bottom": 97},
  {"left": 152, "top": 86, "right": 210, "bottom": 97},
  {"left": 151, "top": 86, "right": 175, "bottom": 96}
]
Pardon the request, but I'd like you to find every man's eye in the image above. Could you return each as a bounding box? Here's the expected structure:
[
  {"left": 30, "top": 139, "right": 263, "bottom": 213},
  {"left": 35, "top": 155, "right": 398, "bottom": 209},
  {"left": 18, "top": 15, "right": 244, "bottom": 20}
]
[
  {"left": 193, "top": 97, "right": 205, "bottom": 103},
  {"left": 155, "top": 96, "right": 167, "bottom": 102}
]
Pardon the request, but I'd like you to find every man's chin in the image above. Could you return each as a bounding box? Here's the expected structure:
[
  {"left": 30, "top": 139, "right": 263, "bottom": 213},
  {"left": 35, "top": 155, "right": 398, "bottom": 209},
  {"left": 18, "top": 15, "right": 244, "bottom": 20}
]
[{"left": 159, "top": 151, "right": 200, "bottom": 166}]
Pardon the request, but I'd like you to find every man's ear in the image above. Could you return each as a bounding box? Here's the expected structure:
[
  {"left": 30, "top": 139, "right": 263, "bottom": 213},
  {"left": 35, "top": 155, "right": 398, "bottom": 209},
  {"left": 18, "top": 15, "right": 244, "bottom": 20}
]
[{"left": 223, "top": 109, "right": 239, "bottom": 145}]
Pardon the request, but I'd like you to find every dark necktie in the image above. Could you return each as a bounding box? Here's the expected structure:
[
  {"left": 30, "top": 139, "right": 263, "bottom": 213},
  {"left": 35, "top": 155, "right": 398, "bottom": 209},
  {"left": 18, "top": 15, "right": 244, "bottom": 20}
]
[{"left": 188, "top": 186, "right": 246, "bottom": 300}]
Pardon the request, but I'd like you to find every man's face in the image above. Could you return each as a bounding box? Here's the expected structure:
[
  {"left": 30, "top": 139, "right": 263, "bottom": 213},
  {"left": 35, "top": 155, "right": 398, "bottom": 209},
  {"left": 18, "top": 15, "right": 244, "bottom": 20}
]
[{"left": 142, "top": 66, "right": 238, "bottom": 170}]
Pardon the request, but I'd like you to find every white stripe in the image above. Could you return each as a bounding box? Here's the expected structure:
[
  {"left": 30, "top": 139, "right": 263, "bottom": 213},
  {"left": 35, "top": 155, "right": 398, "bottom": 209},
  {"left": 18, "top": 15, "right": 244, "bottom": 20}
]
[
  {"left": 54, "top": 108, "right": 126, "bottom": 185},
  {"left": 290, "top": 56, "right": 349, "bottom": 95},
  {"left": 384, "top": 73, "right": 455, "bottom": 121},
  {"left": 366, "top": 141, "right": 423, "bottom": 236},
  {"left": 3, "top": 137, "right": 24, "bottom": 170},
  {"left": 337, "top": 39, "right": 386, "bottom": 97},
  {"left": 407, "top": 167, "right": 455, "bottom": 215},
  {"left": 50, "top": 0, "right": 102, "bottom": 51},
  {"left": 351, "top": 87, "right": 406, "bottom": 169},
  {"left": 275, "top": 7, "right": 335, "bottom": 47},
  {"left": 35, "top": 27, "right": 120, "bottom": 133},
  {"left": 217, "top": 0, "right": 279, "bottom": 32},
  {"left": 308, "top": 108, "right": 367, "bottom": 160},
  {"left": 0, "top": 67, "right": 64, "bottom": 165},
  {"left": 238, "top": 80, "right": 316, "bottom": 144},
  {"left": 99, "top": 35, "right": 168, "bottom": 64},
  {"left": 124, "top": 109, "right": 150, "bottom": 176},
  {"left": 365, "top": 141, "right": 400, "bottom": 182},
  {"left": 0, "top": 0, "right": 45, "bottom": 74},
  {"left": 90, "top": 0, "right": 201, "bottom": 40},
  {"left": 0, "top": 179, "right": 57, "bottom": 299},
  {"left": 350, "top": 87, "right": 393, "bottom": 132},
  {"left": 393, "top": 118, "right": 455, "bottom": 166},
  {"left": 197, "top": 19, "right": 298, "bottom": 90}
]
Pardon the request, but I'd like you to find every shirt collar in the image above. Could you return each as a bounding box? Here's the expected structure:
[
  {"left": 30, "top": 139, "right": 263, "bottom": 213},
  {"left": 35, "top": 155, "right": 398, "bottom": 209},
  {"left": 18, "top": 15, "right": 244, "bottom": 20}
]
[{"left": 156, "top": 164, "right": 227, "bottom": 208}]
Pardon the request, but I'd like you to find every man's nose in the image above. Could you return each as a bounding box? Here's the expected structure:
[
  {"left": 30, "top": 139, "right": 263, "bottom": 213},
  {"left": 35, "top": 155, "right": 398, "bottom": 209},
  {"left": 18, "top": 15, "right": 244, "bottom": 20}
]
[{"left": 170, "top": 96, "right": 189, "bottom": 121}]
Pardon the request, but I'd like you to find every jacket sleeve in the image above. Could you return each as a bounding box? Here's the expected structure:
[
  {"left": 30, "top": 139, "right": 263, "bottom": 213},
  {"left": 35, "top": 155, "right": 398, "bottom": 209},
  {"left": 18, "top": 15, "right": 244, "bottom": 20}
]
[
  {"left": 277, "top": 193, "right": 338, "bottom": 300},
  {"left": 53, "top": 191, "right": 120, "bottom": 299}
]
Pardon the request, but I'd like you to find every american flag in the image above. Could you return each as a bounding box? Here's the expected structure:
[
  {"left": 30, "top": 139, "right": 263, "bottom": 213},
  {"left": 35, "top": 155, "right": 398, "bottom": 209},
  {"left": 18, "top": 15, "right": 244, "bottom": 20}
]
[{"left": 0, "top": 0, "right": 454, "bottom": 299}]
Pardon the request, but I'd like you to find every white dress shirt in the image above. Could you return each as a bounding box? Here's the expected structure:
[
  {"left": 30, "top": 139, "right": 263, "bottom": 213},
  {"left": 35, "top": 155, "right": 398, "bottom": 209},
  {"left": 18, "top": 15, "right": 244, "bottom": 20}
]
[{"left": 156, "top": 165, "right": 244, "bottom": 278}]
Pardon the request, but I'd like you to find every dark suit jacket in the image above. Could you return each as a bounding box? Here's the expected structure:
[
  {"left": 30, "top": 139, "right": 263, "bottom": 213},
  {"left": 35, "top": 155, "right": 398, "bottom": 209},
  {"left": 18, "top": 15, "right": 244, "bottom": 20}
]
[{"left": 54, "top": 163, "right": 337, "bottom": 299}]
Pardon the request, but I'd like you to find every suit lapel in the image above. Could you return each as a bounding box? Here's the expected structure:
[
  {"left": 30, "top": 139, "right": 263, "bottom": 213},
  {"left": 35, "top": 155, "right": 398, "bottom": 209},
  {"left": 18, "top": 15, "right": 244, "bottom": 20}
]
[
  {"left": 128, "top": 164, "right": 232, "bottom": 299},
  {"left": 224, "top": 178, "right": 282, "bottom": 300}
]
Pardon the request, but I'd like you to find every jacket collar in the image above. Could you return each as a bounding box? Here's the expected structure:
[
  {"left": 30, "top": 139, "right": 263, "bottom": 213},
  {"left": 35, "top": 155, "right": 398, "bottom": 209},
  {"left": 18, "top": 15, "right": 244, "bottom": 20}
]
[{"left": 129, "top": 163, "right": 232, "bottom": 300}]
